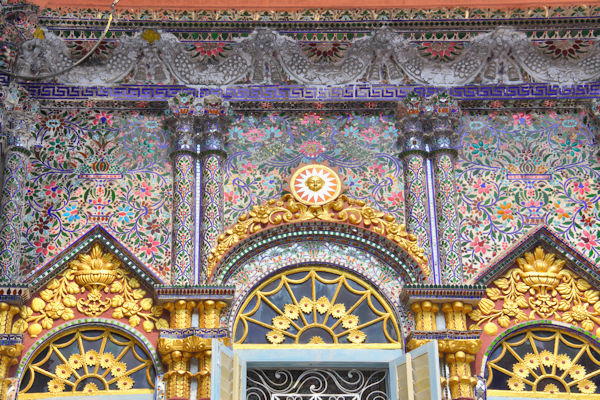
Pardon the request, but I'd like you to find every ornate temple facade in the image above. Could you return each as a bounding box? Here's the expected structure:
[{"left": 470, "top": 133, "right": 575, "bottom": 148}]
[{"left": 1, "top": 1, "right": 600, "bottom": 399}]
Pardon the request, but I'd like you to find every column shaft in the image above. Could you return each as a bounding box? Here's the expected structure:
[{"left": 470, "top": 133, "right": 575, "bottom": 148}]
[
  {"left": 200, "top": 153, "right": 225, "bottom": 278},
  {"left": 402, "top": 153, "right": 434, "bottom": 278},
  {"left": 171, "top": 152, "right": 196, "bottom": 285},
  {"left": 167, "top": 92, "right": 199, "bottom": 285},
  {"left": 0, "top": 147, "right": 28, "bottom": 282},
  {"left": 433, "top": 151, "right": 463, "bottom": 284}
]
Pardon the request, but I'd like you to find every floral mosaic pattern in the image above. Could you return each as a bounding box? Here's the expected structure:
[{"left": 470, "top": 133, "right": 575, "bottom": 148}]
[
  {"left": 224, "top": 111, "right": 404, "bottom": 227},
  {"left": 20, "top": 109, "right": 172, "bottom": 281},
  {"left": 456, "top": 112, "right": 599, "bottom": 279},
  {"left": 535, "top": 39, "right": 594, "bottom": 60}
]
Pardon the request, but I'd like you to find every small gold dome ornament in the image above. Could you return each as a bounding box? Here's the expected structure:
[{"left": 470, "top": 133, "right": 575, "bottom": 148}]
[{"left": 289, "top": 164, "right": 342, "bottom": 206}]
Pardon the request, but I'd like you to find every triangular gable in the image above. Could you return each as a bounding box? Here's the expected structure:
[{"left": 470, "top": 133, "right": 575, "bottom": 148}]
[
  {"left": 26, "top": 225, "right": 163, "bottom": 295},
  {"left": 472, "top": 225, "right": 600, "bottom": 288}
]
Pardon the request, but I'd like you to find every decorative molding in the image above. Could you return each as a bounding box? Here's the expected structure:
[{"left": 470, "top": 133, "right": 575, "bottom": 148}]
[
  {"left": 14, "top": 80, "right": 600, "bottom": 102},
  {"left": 155, "top": 286, "right": 235, "bottom": 302},
  {"left": 37, "top": 6, "right": 600, "bottom": 24},
  {"left": 14, "top": 27, "right": 600, "bottom": 86},
  {"left": 207, "top": 193, "right": 428, "bottom": 279},
  {"left": 400, "top": 284, "right": 486, "bottom": 304}
]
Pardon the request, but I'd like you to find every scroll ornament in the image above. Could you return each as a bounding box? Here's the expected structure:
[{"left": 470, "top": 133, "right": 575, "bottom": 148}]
[
  {"left": 470, "top": 247, "right": 600, "bottom": 335},
  {"left": 209, "top": 193, "right": 428, "bottom": 278},
  {"left": 12, "top": 244, "right": 169, "bottom": 337}
]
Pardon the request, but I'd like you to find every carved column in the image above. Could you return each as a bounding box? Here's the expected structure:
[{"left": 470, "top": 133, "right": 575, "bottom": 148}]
[
  {"left": 0, "top": 83, "right": 38, "bottom": 283},
  {"left": 398, "top": 93, "right": 436, "bottom": 282},
  {"left": 404, "top": 287, "right": 484, "bottom": 400},
  {"left": 196, "top": 300, "right": 227, "bottom": 399},
  {"left": 430, "top": 93, "right": 463, "bottom": 284},
  {"left": 441, "top": 301, "right": 478, "bottom": 399},
  {"left": 161, "top": 300, "right": 198, "bottom": 400},
  {"left": 167, "top": 93, "right": 199, "bottom": 285},
  {"left": 410, "top": 301, "right": 439, "bottom": 331},
  {"left": 0, "top": 301, "right": 23, "bottom": 399},
  {"left": 196, "top": 96, "right": 230, "bottom": 281}
]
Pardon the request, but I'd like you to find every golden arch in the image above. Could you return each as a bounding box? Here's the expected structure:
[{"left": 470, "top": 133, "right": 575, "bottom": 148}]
[
  {"left": 208, "top": 193, "right": 428, "bottom": 279},
  {"left": 233, "top": 266, "right": 403, "bottom": 348},
  {"left": 18, "top": 325, "right": 157, "bottom": 398}
]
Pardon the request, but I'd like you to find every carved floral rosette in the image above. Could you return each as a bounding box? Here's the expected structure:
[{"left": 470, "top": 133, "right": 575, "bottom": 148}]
[
  {"left": 470, "top": 247, "right": 600, "bottom": 336},
  {"left": 13, "top": 244, "right": 168, "bottom": 338}
]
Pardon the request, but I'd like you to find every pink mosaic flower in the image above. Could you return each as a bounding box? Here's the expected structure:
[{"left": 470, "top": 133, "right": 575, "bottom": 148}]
[
  {"left": 140, "top": 236, "right": 160, "bottom": 256},
  {"left": 578, "top": 231, "right": 598, "bottom": 251},
  {"left": 135, "top": 182, "right": 152, "bottom": 199},
  {"left": 359, "top": 127, "right": 381, "bottom": 143},
  {"left": 298, "top": 140, "right": 326, "bottom": 158},
  {"left": 44, "top": 182, "right": 63, "bottom": 198},
  {"left": 387, "top": 191, "right": 404, "bottom": 207},
  {"left": 474, "top": 178, "right": 490, "bottom": 194},
  {"left": 34, "top": 237, "right": 56, "bottom": 256},
  {"left": 470, "top": 236, "right": 490, "bottom": 254},
  {"left": 93, "top": 111, "right": 113, "bottom": 126},
  {"left": 242, "top": 128, "right": 266, "bottom": 143},
  {"left": 513, "top": 112, "right": 532, "bottom": 125},
  {"left": 225, "top": 190, "right": 239, "bottom": 204},
  {"left": 573, "top": 180, "right": 591, "bottom": 196}
]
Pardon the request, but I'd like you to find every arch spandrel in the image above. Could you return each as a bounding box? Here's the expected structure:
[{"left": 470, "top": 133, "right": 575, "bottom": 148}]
[{"left": 208, "top": 193, "right": 429, "bottom": 283}]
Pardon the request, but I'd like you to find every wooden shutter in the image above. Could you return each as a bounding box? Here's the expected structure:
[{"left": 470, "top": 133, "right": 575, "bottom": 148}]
[
  {"left": 391, "top": 340, "right": 441, "bottom": 400},
  {"left": 211, "top": 339, "right": 241, "bottom": 400}
]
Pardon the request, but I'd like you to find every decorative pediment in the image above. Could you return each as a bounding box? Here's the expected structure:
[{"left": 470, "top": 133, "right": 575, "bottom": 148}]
[
  {"left": 207, "top": 193, "right": 428, "bottom": 280},
  {"left": 26, "top": 225, "right": 164, "bottom": 290},
  {"left": 470, "top": 246, "right": 600, "bottom": 336},
  {"left": 13, "top": 228, "right": 169, "bottom": 338}
]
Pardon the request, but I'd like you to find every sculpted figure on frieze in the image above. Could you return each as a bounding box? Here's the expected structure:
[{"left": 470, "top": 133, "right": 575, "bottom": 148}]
[{"left": 15, "top": 26, "right": 600, "bottom": 86}]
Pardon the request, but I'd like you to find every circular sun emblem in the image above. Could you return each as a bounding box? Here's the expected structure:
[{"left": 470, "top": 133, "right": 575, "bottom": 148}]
[{"left": 290, "top": 165, "right": 342, "bottom": 206}]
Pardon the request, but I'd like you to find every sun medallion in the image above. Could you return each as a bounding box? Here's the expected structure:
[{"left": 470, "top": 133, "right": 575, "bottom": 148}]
[{"left": 290, "top": 165, "right": 342, "bottom": 206}]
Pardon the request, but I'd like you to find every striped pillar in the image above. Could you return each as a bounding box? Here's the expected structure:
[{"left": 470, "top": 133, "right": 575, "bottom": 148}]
[
  {"left": 196, "top": 96, "right": 230, "bottom": 281},
  {"left": 398, "top": 93, "right": 437, "bottom": 282},
  {"left": 168, "top": 92, "right": 198, "bottom": 285},
  {"left": 0, "top": 83, "right": 38, "bottom": 283},
  {"left": 430, "top": 92, "right": 463, "bottom": 284}
]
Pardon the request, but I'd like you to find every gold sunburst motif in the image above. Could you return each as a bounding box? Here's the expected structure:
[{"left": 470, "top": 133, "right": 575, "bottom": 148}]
[
  {"left": 20, "top": 327, "right": 156, "bottom": 395},
  {"left": 290, "top": 164, "right": 342, "bottom": 206},
  {"left": 234, "top": 267, "right": 401, "bottom": 347},
  {"left": 487, "top": 329, "right": 600, "bottom": 395}
]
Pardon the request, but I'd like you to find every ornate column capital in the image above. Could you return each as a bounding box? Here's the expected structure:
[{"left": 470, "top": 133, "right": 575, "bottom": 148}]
[
  {"left": 397, "top": 91, "right": 462, "bottom": 155},
  {"left": 397, "top": 92, "right": 429, "bottom": 154},
  {"left": 167, "top": 91, "right": 200, "bottom": 153},
  {"left": 0, "top": 82, "right": 39, "bottom": 154},
  {"left": 428, "top": 92, "right": 461, "bottom": 152},
  {"left": 195, "top": 95, "right": 232, "bottom": 155}
]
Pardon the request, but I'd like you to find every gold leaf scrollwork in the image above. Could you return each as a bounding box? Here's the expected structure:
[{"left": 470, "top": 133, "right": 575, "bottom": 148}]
[
  {"left": 209, "top": 194, "right": 428, "bottom": 277},
  {"left": 470, "top": 247, "right": 600, "bottom": 335},
  {"left": 266, "top": 299, "right": 366, "bottom": 345},
  {"left": 13, "top": 243, "right": 169, "bottom": 337}
]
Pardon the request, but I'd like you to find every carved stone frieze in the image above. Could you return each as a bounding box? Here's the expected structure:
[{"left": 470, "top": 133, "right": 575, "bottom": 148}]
[{"left": 15, "top": 27, "right": 600, "bottom": 87}]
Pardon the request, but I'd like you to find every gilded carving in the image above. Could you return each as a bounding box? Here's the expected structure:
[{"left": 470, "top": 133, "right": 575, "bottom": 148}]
[
  {"left": 266, "top": 298, "right": 366, "bottom": 344},
  {"left": 12, "top": 244, "right": 168, "bottom": 337},
  {"left": 209, "top": 193, "right": 428, "bottom": 277},
  {"left": 470, "top": 247, "right": 600, "bottom": 335},
  {"left": 406, "top": 338, "right": 480, "bottom": 355}
]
